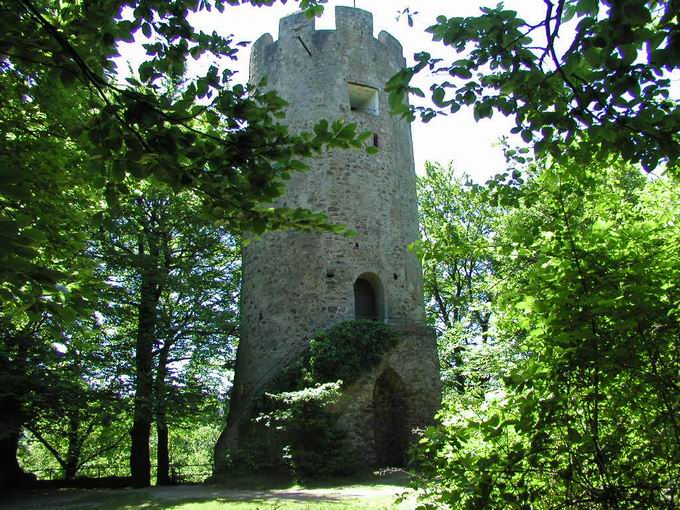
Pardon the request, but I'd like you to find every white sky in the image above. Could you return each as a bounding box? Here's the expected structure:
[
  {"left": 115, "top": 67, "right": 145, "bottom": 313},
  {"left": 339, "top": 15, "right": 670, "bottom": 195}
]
[{"left": 120, "top": 1, "right": 553, "bottom": 182}]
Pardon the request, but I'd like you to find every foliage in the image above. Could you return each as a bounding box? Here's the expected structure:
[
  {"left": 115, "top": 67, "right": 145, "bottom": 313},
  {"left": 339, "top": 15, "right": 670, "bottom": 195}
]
[
  {"left": 262, "top": 382, "right": 352, "bottom": 479},
  {"left": 387, "top": 0, "right": 679, "bottom": 171},
  {"left": 307, "top": 320, "right": 398, "bottom": 387},
  {"left": 0, "top": 238, "right": 104, "bottom": 487},
  {"left": 238, "top": 378, "right": 349, "bottom": 478},
  {"left": 413, "top": 163, "right": 500, "bottom": 395},
  {"left": 0, "top": 64, "right": 102, "bottom": 329},
  {"left": 12, "top": 183, "right": 239, "bottom": 484},
  {"left": 21, "top": 321, "right": 130, "bottom": 480},
  {"left": 168, "top": 424, "right": 225, "bottom": 477},
  {"left": 413, "top": 160, "right": 680, "bottom": 509},
  {"left": 0, "top": 0, "right": 371, "bottom": 327},
  {"left": 92, "top": 183, "right": 240, "bottom": 486},
  {"left": 96, "top": 182, "right": 239, "bottom": 423}
]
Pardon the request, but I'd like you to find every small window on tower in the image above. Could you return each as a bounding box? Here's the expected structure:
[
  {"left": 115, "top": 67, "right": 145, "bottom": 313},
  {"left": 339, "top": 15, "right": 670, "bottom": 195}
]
[{"left": 348, "top": 82, "right": 379, "bottom": 116}]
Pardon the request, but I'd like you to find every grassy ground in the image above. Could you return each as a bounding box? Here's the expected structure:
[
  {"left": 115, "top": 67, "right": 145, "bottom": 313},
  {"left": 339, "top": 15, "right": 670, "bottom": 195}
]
[{"left": 1, "top": 471, "right": 416, "bottom": 510}]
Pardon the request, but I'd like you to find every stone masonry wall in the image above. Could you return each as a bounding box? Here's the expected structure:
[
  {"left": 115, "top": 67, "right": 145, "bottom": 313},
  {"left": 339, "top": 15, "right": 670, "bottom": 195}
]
[{"left": 214, "top": 7, "right": 441, "bottom": 471}]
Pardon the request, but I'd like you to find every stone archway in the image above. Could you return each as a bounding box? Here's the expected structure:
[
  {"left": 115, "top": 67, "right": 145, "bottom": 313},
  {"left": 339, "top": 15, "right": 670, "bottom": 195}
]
[{"left": 373, "top": 368, "right": 408, "bottom": 467}]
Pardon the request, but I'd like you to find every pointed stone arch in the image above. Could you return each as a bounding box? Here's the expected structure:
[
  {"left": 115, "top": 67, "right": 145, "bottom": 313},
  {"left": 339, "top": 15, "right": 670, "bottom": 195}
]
[
  {"left": 354, "top": 272, "right": 384, "bottom": 321},
  {"left": 373, "top": 368, "right": 408, "bottom": 467}
]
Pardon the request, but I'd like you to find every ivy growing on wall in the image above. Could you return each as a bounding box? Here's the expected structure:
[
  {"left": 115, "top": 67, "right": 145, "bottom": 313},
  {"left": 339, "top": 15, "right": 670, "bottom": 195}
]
[
  {"left": 253, "top": 320, "right": 399, "bottom": 478},
  {"left": 308, "top": 320, "right": 399, "bottom": 387}
]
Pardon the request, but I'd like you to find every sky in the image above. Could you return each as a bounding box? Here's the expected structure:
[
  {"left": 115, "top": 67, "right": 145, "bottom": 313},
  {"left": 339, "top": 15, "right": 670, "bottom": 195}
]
[{"left": 119, "top": 1, "right": 553, "bottom": 182}]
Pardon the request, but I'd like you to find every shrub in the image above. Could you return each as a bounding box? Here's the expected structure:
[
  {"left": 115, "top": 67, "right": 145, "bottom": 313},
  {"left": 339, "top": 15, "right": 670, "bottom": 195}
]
[{"left": 264, "top": 383, "right": 353, "bottom": 478}]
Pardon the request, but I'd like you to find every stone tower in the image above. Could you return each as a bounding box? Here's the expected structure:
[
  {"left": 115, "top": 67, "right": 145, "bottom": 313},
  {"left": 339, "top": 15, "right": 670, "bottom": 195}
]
[{"left": 214, "top": 6, "right": 440, "bottom": 472}]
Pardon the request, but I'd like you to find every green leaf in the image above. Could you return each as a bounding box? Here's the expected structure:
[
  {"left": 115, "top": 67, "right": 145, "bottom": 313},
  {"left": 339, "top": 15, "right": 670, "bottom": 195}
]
[
  {"left": 432, "top": 87, "right": 446, "bottom": 107},
  {"left": 288, "top": 160, "right": 308, "bottom": 171}
]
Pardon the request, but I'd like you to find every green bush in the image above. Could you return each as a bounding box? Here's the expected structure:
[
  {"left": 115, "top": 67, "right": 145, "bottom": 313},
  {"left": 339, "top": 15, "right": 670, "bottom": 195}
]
[{"left": 266, "top": 383, "right": 353, "bottom": 478}]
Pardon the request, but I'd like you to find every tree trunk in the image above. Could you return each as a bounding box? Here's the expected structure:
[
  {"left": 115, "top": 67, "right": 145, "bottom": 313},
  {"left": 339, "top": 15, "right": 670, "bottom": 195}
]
[
  {"left": 0, "top": 333, "right": 36, "bottom": 489},
  {"left": 0, "top": 397, "right": 34, "bottom": 489},
  {"left": 155, "top": 343, "right": 171, "bottom": 486},
  {"left": 130, "top": 279, "right": 158, "bottom": 488},
  {"left": 64, "top": 411, "right": 80, "bottom": 480},
  {"left": 156, "top": 417, "right": 170, "bottom": 485},
  {"left": 129, "top": 206, "right": 168, "bottom": 488}
]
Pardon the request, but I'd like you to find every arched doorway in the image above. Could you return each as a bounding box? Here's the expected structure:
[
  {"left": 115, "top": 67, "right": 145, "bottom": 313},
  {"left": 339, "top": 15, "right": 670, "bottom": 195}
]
[
  {"left": 354, "top": 272, "right": 384, "bottom": 321},
  {"left": 373, "top": 368, "right": 408, "bottom": 467}
]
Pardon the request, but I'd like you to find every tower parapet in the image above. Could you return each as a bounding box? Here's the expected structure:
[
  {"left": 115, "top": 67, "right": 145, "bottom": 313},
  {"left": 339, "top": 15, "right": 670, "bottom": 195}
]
[
  {"left": 378, "top": 30, "right": 405, "bottom": 67},
  {"left": 279, "top": 10, "right": 315, "bottom": 39},
  {"left": 250, "top": 8, "right": 406, "bottom": 83},
  {"left": 335, "top": 6, "right": 373, "bottom": 38}
]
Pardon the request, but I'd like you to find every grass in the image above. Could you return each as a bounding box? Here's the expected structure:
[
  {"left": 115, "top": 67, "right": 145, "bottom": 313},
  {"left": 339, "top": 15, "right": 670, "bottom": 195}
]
[
  {"left": 1, "top": 470, "right": 415, "bottom": 510},
  {"left": 12, "top": 493, "right": 400, "bottom": 510}
]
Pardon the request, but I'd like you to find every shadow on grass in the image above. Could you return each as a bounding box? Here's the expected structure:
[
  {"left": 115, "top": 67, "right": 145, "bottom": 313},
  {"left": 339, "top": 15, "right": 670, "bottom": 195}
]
[
  {"left": 1, "top": 493, "right": 377, "bottom": 510},
  {"left": 208, "top": 467, "right": 411, "bottom": 491},
  {"left": 0, "top": 469, "right": 410, "bottom": 510},
  {"left": 0, "top": 483, "right": 406, "bottom": 510}
]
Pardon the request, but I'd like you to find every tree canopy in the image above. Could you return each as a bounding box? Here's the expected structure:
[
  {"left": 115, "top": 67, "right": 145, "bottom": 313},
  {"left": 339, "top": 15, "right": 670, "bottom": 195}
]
[
  {"left": 414, "top": 157, "right": 680, "bottom": 509},
  {"left": 400, "top": 3, "right": 679, "bottom": 508},
  {"left": 388, "top": 0, "right": 679, "bottom": 171},
  {"left": 1, "top": 0, "right": 369, "bottom": 323}
]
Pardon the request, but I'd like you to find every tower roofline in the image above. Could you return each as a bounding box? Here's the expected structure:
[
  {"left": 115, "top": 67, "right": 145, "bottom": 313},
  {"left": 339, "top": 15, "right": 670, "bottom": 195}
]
[{"left": 251, "top": 6, "right": 404, "bottom": 67}]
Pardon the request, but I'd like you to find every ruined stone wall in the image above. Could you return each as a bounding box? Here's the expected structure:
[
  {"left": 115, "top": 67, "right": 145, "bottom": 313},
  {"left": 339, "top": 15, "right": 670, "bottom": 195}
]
[
  {"left": 334, "top": 325, "right": 441, "bottom": 466},
  {"left": 215, "top": 7, "right": 440, "bottom": 470}
]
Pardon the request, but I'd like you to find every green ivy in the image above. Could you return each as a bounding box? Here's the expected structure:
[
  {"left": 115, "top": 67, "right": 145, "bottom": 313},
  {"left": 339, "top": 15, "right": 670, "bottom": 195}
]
[{"left": 308, "top": 320, "right": 399, "bottom": 386}]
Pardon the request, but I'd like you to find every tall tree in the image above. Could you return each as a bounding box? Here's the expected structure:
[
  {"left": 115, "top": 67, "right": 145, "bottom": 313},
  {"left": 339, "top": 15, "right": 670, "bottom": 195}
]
[
  {"left": 151, "top": 212, "right": 239, "bottom": 486},
  {"left": 23, "top": 329, "right": 129, "bottom": 481},
  {"left": 416, "top": 163, "right": 497, "bottom": 333},
  {"left": 0, "top": 68, "right": 100, "bottom": 484},
  {"left": 414, "top": 163, "right": 499, "bottom": 394},
  {"left": 413, "top": 160, "right": 680, "bottom": 509},
  {"left": 95, "top": 185, "right": 239, "bottom": 487}
]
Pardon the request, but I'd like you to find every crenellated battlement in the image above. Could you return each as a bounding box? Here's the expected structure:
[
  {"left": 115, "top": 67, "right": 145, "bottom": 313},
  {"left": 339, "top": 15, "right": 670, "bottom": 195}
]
[
  {"left": 334, "top": 6, "right": 373, "bottom": 37},
  {"left": 250, "top": 6, "right": 404, "bottom": 73},
  {"left": 278, "top": 10, "right": 315, "bottom": 39}
]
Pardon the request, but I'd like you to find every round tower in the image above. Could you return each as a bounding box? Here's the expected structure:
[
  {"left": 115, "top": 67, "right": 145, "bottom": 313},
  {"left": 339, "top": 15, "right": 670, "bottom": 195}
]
[{"left": 215, "top": 7, "right": 440, "bottom": 471}]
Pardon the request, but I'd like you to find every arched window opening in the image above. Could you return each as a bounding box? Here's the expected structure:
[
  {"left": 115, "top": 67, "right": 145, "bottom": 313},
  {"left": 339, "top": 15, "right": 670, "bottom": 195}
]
[
  {"left": 354, "top": 272, "right": 384, "bottom": 321},
  {"left": 373, "top": 368, "right": 408, "bottom": 467}
]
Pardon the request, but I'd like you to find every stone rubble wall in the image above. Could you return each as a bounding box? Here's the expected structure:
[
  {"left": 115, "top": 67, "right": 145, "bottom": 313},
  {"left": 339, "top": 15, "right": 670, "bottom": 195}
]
[{"left": 215, "top": 7, "right": 441, "bottom": 471}]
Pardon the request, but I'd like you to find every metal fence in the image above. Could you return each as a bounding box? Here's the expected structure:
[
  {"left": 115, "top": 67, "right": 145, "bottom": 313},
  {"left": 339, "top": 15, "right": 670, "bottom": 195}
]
[
  {"left": 169, "top": 463, "right": 213, "bottom": 484},
  {"left": 32, "top": 463, "right": 213, "bottom": 484}
]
